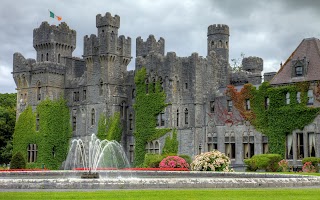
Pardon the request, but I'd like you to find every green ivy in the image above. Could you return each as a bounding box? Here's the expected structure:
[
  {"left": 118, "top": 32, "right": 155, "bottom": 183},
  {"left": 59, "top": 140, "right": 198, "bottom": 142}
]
[
  {"left": 162, "top": 129, "right": 178, "bottom": 155},
  {"left": 12, "top": 98, "right": 72, "bottom": 169},
  {"left": 133, "top": 67, "right": 171, "bottom": 166},
  {"left": 97, "top": 112, "right": 122, "bottom": 142},
  {"left": 243, "top": 82, "right": 320, "bottom": 156}
]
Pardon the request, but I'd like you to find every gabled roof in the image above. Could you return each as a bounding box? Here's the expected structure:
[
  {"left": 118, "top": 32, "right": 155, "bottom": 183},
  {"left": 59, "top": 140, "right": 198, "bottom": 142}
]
[{"left": 270, "top": 38, "right": 320, "bottom": 85}]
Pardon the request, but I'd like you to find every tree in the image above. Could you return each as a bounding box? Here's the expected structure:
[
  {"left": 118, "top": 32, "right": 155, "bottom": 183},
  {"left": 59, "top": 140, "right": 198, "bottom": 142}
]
[{"left": 0, "top": 93, "right": 16, "bottom": 164}]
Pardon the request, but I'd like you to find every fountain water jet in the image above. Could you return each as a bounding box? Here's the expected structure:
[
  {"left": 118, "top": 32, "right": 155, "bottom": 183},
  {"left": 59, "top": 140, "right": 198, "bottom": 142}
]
[{"left": 64, "top": 134, "right": 130, "bottom": 178}]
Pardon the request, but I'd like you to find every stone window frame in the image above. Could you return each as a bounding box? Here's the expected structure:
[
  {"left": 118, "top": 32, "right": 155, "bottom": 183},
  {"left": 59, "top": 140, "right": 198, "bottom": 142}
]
[
  {"left": 27, "top": 144, "right": 38, "bottom": 163},
  {"left": 145, "top": 141, "right": 160, "bottom": 154},
  {"left": 225, "top": 132, "right": 236, "bottom": 159},
  {"left": 243, "top": 132, "right": 254, "bottom": 159},
  {"left": 291, "top": 58, "right": 308, "bottom": 78},
  {"left": 207, "top": 133, "right": 217, "bottom": 152}
]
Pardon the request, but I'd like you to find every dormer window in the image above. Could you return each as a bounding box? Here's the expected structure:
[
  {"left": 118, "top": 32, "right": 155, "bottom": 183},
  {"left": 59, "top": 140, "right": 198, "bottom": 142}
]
[{"left": 295, "top": 66, "right": 303, "bottom": 77}]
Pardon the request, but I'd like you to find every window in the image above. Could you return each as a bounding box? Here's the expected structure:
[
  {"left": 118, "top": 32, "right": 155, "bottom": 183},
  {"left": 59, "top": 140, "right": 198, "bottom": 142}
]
[
  {"left": 210, "top": 101, "right": 215, "bottom": 113},
  {"left": 27, "top": 144, "right": 37, "bottom": 162},
  {"left": 286, "top": 92, "right": 290, "bottom": 104},
  {"left": 227, "top": 100, "right": 232, "bottom": 112},
  {"left": 308, "top": 132, "right": 316, "bottom": 157},
  {"left": 185, "top": 83, "right": 188, "bottom": 90},
  {"left": 184, "top": 108, "right": 188, "bottom": 125},
  {"left": 91, "top": 109, "right": 95, "bottom": 125},
  {"left": 295, "top": 66, "right": 303, "bottom": 76},
  {"left": 176, "top": 109, "right": 179, "bottom": 127},
  {"left": 72, "top": 116, "right": 76, "bottom": 131},
  {"left": 160, "top": 112, "right": 165, "bottom": 126},
  {"left": 129, "top": 114, "right": 133, "bottom": 130},
  {"left": 132, "top": 89, "right": 135, "bottom": 99},
  {"left": 297, "top": 133, "right": 304, "bottom": 159},
  {"left": 37, "top": 81, "right": 41, "bottom": 101},
  {"left": 129, "top": 144, "right": 134, "bottom": 163},
  {"left": 145, "top": 79, "right": 149, "bottom": 94},
  {"left": 73, "top": 91, "right": 79, "bottom": 102},
  {"left": 145, "top": 141, "right": 160, "bottom": 154},
  {"left": 58, "top": 54, "right": 61, "bottom": 63},
  {"left": 297, "top": 92, "right": 301, "bottom": 103},
  {"left": 99, "top": 80, "right": 103, "bottom": 96},
  {"left": 262, "top": 136, "right": 269, "bottom": 154},
  {"left": 265, "top": 97, "right": 269, "bottom": 110},
  {"left": 46, "top": 53, "right": 49, "bottom": 61},
  {"left": 152, "top": 78, "right": 156, "bottom": 93},
  {"left": 286, "top": 133, "right": 293, "bottom": 159},
  {"left": 41, "top": 54, "right": 44, "bottom": 62},
  {"left": 307, "top": 90, "right": 314, "bottom": 105},
  {"left": 36, "top": 114, "right": 40, "bottom": 131},
  {"left": 225, "top": 135, "right": 235, "bottom": 159},
  {"left": 83, "top": 89, "right": 86, "bottom": 100},
  {"left": 155, "top": 141, "right": 160, "bottom": 154},
  {"left": 207, "top": 133, "right": 217, "bottom": 151},
  {"left": 245, "top": 99, "right": 250, "bottom": 110},
  {"left": 52, "top": 146, "right": 56, "bottom": 158},
  {"left": 243, "top": 135, "right": 254, "bottom": 159},
  {"left": 120, "top": 102, "right": 126, "bottom": 119}
]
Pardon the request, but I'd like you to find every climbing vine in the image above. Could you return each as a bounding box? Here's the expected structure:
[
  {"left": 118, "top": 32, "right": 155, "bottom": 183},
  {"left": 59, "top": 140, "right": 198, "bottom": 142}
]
[
  {"left": 227, "top": 82, "right": 320, "bottom": 156},
  {"left": 133, "top": 67, "right": 171, "bottom": 167},
  {"left": 162, "top": 129, "right": 178, "bottom": 155},
  {"left": 97, "top": 112, "right": 122, "bottom": 142},
  {"left": 12, "top": 98, "right": 72, "bottom": 169}
]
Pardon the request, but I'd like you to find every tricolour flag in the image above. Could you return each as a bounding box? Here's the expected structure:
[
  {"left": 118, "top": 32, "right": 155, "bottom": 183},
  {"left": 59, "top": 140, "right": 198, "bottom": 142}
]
[{"left": 49, "top": 10, "right": 62, "bottom": 21}]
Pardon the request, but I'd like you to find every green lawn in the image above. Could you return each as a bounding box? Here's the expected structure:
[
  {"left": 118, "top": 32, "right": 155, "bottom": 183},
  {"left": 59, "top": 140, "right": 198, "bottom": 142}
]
[{"left": 0, "top": 189, "right": 319, "bottom": 200}]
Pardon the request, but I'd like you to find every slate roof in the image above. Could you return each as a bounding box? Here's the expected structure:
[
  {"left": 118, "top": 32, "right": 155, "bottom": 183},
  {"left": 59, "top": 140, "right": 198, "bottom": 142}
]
[{"left": 270, "top": 38, "right": 320, "bottom": 85}]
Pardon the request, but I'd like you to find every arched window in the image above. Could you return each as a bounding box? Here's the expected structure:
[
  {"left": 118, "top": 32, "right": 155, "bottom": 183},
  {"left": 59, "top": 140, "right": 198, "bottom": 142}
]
[
  {"left": 211, "top": 41, "right": 215, "bottom": 47},
  {"left": 91, "top": 109, "right": 95, "bottom": 125},
  {"left": 99, "top": 80, "right": 103, "bottom": 96},
  {"left": 184, "top": 108, "right": 188, "bottom": 125},
  {"left": 219, "top": 40, "right": 222, "bottom": 48},
  {"left": 37, "top": 81, "right": 41, "bottom": 101},
  {"left": 46, "top": 53, "right": 49, "bottom": 61},
  {"left": 58, "top": 54, "right": 61, "bottom": 63},
  {"left": 72, "top": 116, "right": 76, "bottom": 131},
  {"left": 27, "top": 144, "right": 37, "bottom": 162}
]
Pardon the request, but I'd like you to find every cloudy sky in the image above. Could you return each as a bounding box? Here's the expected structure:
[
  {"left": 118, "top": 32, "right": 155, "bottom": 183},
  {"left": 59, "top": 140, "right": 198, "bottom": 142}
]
[{"left": 1, "top": 0, "right": 320, "bottom": 93}]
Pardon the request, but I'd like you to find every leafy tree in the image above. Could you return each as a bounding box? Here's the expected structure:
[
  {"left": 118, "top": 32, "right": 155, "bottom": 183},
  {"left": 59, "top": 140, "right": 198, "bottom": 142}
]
[
  {"left": 10, "top": 152, "right": 26, "bottom": 169},
  {"left": 0, "top": 93, "right": 16, "bottom": 164}
]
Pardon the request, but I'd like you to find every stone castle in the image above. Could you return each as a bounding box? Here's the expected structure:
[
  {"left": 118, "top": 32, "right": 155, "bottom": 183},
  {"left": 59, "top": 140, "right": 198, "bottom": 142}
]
[{"left": 13, "top": 12, "right": 289, "bottom": 167}]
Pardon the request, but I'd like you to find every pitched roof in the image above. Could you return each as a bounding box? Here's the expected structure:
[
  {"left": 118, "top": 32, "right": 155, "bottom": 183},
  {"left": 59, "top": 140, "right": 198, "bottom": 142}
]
[{"left": 270, "top": 38, "right": 320, "bottom": 85}]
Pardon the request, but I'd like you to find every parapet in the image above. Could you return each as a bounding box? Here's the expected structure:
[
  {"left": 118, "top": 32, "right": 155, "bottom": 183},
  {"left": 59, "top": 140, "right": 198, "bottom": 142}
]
[
  {"left": 264, "top": 72, "right": 276, "bottom": 82},
  {"left": 208, "top": 24, "right": 229, "bottom": 36},
  {"left": 83, "top": 34, "right": 98, "bottom": 56},
  {"left": 96, "top": 12, "right": 120, "bottom": 28},
  {"left": 242, "top": 56, "right": 263, "bottom": 73},
  {"left": 33, "top": 21, "right": 76, "bottom": 48},
  {"left": 136, "top": 35, "right": 165, "bottom": 57}
]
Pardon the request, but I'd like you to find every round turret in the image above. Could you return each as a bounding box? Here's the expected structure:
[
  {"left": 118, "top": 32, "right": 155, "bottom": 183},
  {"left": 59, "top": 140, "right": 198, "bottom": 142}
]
[
  {"left": 207, "top": 24, "right": 229, "bottom": 36},
  {"left": 242, "top": 56, "right": 263, "bottom": 73}
]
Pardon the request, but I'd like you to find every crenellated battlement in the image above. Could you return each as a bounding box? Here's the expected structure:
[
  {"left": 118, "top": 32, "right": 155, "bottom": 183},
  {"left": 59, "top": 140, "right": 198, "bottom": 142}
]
[
  {"left": 136, "top": 35, "right": 165, "bottom": 57},
  {"left": 208, "top": 24, "right": 229, "bottom": 36},
  {"left": 83, "top": 34, "right": 98, "bottom": 57},
  {"left": 33, "top": 22, "right": 76, "bottom": 48},
  {"left": 96, "top": 12, "right": 120, "bottom": 28},
  {"left": 118, "top": 35, "right": 131, "bottom": 58},
  {"left": 242, "top": 56, "right": 263, "bottom": 73}
]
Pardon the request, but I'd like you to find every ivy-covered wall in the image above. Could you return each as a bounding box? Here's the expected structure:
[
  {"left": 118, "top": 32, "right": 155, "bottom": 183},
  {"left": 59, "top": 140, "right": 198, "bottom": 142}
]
[
  {"left": 133, "top": 67, "right": 171, "bottom": 166},
  {"left": 227, "top": 82, "right": 320, "bottom": 156},
  {"left": 97, "top": 112, "right": 122, "bottom": 142},
  {"left": 162, "top": 129, "right": 178, "bottom": 155},
  {"left": 12, "top": 99, "right": 72, "bottom": 169}
]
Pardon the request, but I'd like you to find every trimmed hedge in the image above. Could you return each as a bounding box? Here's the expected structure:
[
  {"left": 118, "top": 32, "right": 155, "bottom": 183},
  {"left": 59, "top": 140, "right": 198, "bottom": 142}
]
[
  {"left": 244, "top": 154, "right": 282, "bottom": 172},
  {"left": 10, "top": 152, "right": 26, "bottom": 169},
  {"left": 143, "top": 153, "right": 165, "bottom": 168},
  {"left": 302, "top": 157, "right": 320, "bottom": 171}
]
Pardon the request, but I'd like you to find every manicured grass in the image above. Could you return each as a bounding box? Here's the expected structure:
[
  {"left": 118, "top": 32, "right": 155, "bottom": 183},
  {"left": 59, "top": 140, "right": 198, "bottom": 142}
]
[{"left": 0, "top": 189, "right": 319, "bottom": 200}]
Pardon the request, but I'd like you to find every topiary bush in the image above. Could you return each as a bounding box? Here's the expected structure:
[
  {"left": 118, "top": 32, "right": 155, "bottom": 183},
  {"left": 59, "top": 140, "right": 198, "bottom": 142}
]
[
  {"left": 10, "top": 152, "right": 26, "bottom": 169},
  {"left": 190, "top": 150, "right": 233, "bottom": 172},
  {"left": 245, "top": 154, "right": 282, "bottom": 172},
  {"left": 143, "top": 153, "right": 165, "bottom": 168},
  {"left": 159, "top": 156, "right": 189, "bottom": 169}
]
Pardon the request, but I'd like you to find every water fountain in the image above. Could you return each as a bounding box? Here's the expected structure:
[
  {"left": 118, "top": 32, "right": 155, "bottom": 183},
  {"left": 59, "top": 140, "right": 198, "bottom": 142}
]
[{"left": 63, "top": 134, "right": 131, "bottom": 178}]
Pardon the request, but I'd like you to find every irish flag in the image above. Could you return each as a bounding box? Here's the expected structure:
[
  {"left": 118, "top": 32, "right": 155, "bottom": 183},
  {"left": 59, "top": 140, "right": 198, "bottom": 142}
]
[{"left": 49, "top": 10, "right": 62, "bottom": 21}]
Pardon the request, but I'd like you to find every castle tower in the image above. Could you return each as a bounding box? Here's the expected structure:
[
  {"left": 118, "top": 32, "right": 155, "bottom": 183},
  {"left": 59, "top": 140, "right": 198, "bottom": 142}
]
[
  {"left": 33, "top": 22, "right": 76, "bottom": 64},
  {"left": 207, "top": 24, "right": 230, "bottom": 88},
  {"left": 242, "top": 56, "right": 263, "bottom": 84}
]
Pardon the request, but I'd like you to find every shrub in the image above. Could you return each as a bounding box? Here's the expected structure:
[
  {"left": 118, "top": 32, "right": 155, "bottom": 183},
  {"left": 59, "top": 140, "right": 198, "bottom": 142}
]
[
  {"left": 10, "top": 152, "right": 26, "bottom": 169},
  {"left": 159, "top": 156, "right": 189, "bottom": 169},
  {"left": 278, "top": 159, "right": 289, "bottom": 172},
  {"left": 302, "top": 157, "right": 319, "bottom": 171},
  {"left": 190, "top": 150, "right": 233, "bottom": 172},
  {"left": 143, "top": 153, "right": 165, "bottom": 168},
  {"left": 244, "top": 154, "right": 282, "bottom": 172},
  {"left": 302, "top": 161, "right": 317, "bottom": 173}
]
